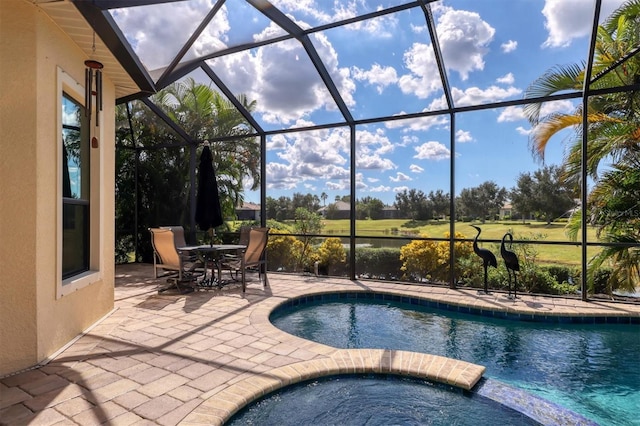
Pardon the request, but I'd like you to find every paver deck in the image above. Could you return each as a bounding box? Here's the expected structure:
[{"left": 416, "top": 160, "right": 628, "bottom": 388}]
[{"left": 1, "top": 264, "right": 639, "bottom": 425}]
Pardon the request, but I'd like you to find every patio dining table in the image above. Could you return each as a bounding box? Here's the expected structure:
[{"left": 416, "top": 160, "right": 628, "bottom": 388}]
[{"left": 178, "top": 244, "right": 246, "bottom": 288}]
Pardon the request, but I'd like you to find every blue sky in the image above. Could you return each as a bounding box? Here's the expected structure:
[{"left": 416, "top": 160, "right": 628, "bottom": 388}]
[{"left": 111, "top": 0, "right": 624, "bottom": 206}]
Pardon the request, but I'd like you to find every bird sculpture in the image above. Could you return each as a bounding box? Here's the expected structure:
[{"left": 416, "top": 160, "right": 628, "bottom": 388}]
[
  {"left": 500, "top": 232, "right": 520, "bottom": 299},
  {"left": 470, "top": 225, "right": 497, "bottom": 294}
]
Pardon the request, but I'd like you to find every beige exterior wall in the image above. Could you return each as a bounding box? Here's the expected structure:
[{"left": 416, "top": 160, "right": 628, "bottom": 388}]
[{"left": 0, "top": 0, "right": 115, "bottom": 376}]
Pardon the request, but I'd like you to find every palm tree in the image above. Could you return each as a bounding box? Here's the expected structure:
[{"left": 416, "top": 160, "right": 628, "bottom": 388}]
[
  {"left": 152, "top": 78, "right": 261, "bottom": 218},
  {"left": 115, "top": 78, "right": 260, "bottom": 260},
  {"left": 523, "top": 0, "right": 640, "bottom": 293}
]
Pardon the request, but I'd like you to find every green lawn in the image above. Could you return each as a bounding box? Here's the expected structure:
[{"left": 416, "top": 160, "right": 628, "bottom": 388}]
[{"left": 320, "top": 219, "right": 600, "bottom": 266}]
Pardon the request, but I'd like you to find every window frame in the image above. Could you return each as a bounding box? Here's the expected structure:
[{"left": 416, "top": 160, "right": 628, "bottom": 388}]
[{"left": 57, "top": 67, "right": 103, "bottom": 298}]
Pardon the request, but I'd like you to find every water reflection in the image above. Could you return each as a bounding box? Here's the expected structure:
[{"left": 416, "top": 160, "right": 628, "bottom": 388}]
[{"left": 271, "top": 299, "right": 640, "bottom": 426}]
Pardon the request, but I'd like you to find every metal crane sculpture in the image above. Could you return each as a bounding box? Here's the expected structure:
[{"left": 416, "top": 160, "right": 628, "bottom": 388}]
[
  {"left": 500, "top": 232, "right": 520, "bottom": 299},
  {"left": 470, "top": 225, "right": 497, "bottom": 294}
]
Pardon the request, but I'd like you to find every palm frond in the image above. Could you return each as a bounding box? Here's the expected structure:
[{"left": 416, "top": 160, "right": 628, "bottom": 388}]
[{"left": 523, "top": 63, "right": 585, "bottom": 124}]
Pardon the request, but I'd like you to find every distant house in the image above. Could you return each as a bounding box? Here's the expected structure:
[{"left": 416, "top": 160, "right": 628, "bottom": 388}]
[
  {"left": 381, "top": 205, "right": 400, "bottom": 219},
  {"left": 236, "top": 202, "right": 261, "bottom": 221},
  {"left": 318, "top": 200, "right": 350, "bottom": 219},
  {"left": 499, "top": 202, "right": 513, "bottom": 220}
]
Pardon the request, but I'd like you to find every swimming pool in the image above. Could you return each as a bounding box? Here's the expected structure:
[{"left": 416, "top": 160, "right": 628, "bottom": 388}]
[
  {"left": 227, "top": 375, "right": 541, "bottom": 425},
  {"left": 270, "top": 293, "right": 640, "bottom": 426}
]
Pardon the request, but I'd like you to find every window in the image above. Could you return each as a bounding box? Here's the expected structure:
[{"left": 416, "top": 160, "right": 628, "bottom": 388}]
[
  {"left": 57, "top": 67, "right": 102, "bottom": 298},
  {"left": 61, "top": 94, "right": 90, "bottom": 279}
]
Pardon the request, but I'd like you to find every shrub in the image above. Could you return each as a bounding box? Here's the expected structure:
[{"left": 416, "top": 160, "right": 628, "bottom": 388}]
[
  {"left": 355, "top": 247, "right": 403, "bottom": 280},
  {"left": 544, "top": 265, "right": 579, "bottom": 284},
  {"left": 267, "top": 230, "right": 304, "bottom": 272},
  {"left": 400, "top": 232, "right": 473, "bottom": 283},
  {"left": 314, "top": 238, "right": 346, "bottom": 275},
  {"left": 591, "top": 267, "right": 613, "bottom": 295}
]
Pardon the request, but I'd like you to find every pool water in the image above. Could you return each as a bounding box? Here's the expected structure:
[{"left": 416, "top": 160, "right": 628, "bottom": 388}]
[
  {"left": 270, "top": 298, "right": 640, "bottom": 426},
  {"left": 227, "top": 375, "right": 540, "bottom": 426}
]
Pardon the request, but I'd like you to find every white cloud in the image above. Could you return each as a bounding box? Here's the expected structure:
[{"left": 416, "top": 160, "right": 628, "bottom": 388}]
[
  {"left": 271, "top": 1, "right": 400, "bottom": 36},
  {"left": 414, "top": 141, "right": 451, "bottom": 161},
  {"left": 410, "top": 164, "right": 424, "bottom": 173},
  {"left": 456, "top": 129, "right": 473, "bottom": 143},
  {"left": 267, "top": 134, "right": 288, "bottom": 149},
  {"left": 265, "top": 162, "right": 299, "bottom": 190},
  {"left": 110, "top": 0, "right": 226, "bottom": 70},
  {"left": 411, "top": 23, "right": 427, "bottom": 34},
  {"left": 497, "top": 106, "right": 526, "bottom": 122},
  {"left": 264, "top": 127, "right": 354, "bottom": 189},
  {"left": 357, "top": 128, "right": 397, "bottom": 157},
  {"left": 499, "top": 100, "right": 575, "bottom": 124},
  {"left": 252, "top": 20, "right": 288, "bottom": 41},
  {"left": 541, "top": 0, "right": 592, "bottom": 48},
  {"left": 501, "top": 40, "right": 518, "bottom": 53},
  {"left": 447, "top": 85, "right": 522, "bottom": 107},
  {"left": 401, "top": 135, "right": 420, "bottom": 147},
  {"left": 390, "top": 172, "right": 412, "bottom": 182},
  {"left": 369, "top": 185, "right": 393, "bottom": 193},
  {"left": 397, "top": 6, "right": 496, "bottom": 97},
  {"left": 393, "top": 186, "right": 410, "bottom": 193},
  {"left": 540, "top": 100, "right": 575, "bottom": 116},
  {"left": 352, "top": 63, "right": 398, "bottom": 94},
  {"left": 497, "top": 73, "right": 515, "bottom": 85},
  {"left": 540, "top": 0, "right": 622, "bottom": 48},
  {"left": 397, "top": 43, "right": 442, "bottom": 99},
  {"left": 210, "top": 31, "right": 355, "bottom": 125},
  {"left": 358, "top": 154, "right": 396, "bottom": 170},
  {"left": 347, "top": 13, "right": 399, "bottom": 38},
  {"left": 385, "top": 114, "right": 449, "bottom": 132},
  {"left": 435, "top": 8, "right": 495, "bottom": 80},
  {"left": 516, "top": 126, "right": 532, "bottom": 135}
]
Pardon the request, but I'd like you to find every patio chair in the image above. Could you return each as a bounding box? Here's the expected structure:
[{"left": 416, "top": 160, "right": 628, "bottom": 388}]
[
  {"left": 220, "top": 225, "right": 252, "bottom": 263},
  {"left": 160, "top": 225, "right": 202, "bottom": 265},
  {"left": 149, "top": 227, "right": 200, "bottom": 293},
  {"left": 160, "top": 225, "right": 188, "bottom": 247},
  {"left": 219, "top": 227, "right": 269, "bottom": 292}
]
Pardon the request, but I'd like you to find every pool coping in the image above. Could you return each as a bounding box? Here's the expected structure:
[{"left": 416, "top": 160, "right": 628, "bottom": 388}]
[
  {"left": 197, "top": 350, "right": 486, "bottom": 423},
  {"left": 274, "top": 289, "right": 640, "bottom": 323}
]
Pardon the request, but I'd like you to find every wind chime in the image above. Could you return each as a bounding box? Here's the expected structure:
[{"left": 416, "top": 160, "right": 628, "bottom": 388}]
[{"left": 84, "top": 31, "right": 103, "bottom": 127}]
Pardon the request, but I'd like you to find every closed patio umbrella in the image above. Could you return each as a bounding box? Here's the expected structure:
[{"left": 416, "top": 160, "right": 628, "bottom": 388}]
[{"left": 195, "top": 144, "right": 223, "bottom": 244}]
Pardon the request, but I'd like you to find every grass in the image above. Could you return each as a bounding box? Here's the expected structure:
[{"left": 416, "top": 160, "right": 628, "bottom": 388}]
[{"left": 320, "top": 219, "right": 601, "bottom": 266}]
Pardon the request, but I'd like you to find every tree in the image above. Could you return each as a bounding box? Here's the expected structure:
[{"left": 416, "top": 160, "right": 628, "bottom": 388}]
[
  {"left": 428, "top": 190, "right": 450, "bottom": 219},
  {"left": 510, "top": 173, "right": 536, "bottom": 222},
  {"left": 292, "top": 207, "right": 323, "bottom": 270},
  {"left": 321, "top": 192, "right": 328, "bottom": 206},
  {"left": 523, "top": 1, "right": 640, "bottom": 292},
  {"left": 115, "top": 78, "right": 259, "bottom": 260},
  {"left": 265, "top": 195, "right": 298, "bottom": 220},
  {"left": 457, "top": 181, "right": 507, "bottom": 223},
  {"left": 155, "top": 78, "right": 260, "bottom": 215},
  {"left": 394, "top": 189, "right": 431, "bottom": 220},
  {"left": 357, "top": 196, "right": 385, "bottom": 220},
  {"left": 324, "top": 203, "right": 341, "bottom": 220},
  {"left": 511, "top": 165, "right": 576, "bottom": 223}
]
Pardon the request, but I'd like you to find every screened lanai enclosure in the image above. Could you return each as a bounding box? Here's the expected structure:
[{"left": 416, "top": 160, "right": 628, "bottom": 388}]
[{"left": 81, "top": 0, "right": 639, "bottom": 302}]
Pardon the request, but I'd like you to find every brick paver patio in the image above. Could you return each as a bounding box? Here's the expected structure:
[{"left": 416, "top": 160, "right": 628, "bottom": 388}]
[{"left": 1, "top": 264, "right": 638, "bottom": 425}]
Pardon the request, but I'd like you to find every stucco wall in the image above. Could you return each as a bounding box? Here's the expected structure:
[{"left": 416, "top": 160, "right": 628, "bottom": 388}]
[{"left": 0, "top": 0, "right": 115, "bottom": 376}]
